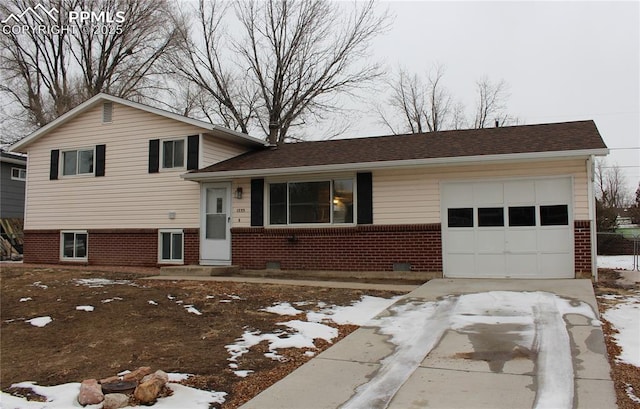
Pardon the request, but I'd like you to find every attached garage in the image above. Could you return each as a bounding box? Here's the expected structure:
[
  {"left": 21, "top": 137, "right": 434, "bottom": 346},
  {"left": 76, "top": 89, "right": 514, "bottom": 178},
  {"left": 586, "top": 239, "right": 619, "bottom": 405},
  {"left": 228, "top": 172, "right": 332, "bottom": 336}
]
[{"left": 441, "top": 177, "right": 574, "bottom": 278}]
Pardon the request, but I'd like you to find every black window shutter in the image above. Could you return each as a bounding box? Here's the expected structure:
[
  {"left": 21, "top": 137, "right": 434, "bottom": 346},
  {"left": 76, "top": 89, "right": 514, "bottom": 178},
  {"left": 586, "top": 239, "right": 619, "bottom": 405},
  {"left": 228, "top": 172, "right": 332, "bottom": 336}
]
[
  {"left": 95, "top": 144, "right": 106, "bottom": 177},
  {"left": 250, "top": 178, "right": 264, "bottom": 227},
  {"left": 357, "top": 172, "right": 373, "bottom": 224},
  {"left": 49, "top": 150, "right": 59, "bottom": 180},
  {"left": 187, "top": 135, "right": 199, "bottom": 170},
  {"left": 148, "top": 139, "right": 159, "bottom": 173}
]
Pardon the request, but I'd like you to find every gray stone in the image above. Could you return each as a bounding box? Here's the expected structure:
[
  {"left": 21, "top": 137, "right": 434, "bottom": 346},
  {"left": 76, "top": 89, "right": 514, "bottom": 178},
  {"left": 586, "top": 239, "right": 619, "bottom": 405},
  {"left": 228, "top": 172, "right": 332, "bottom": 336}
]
[{"left": 102, "top": 393, "right": 129, "bottom": 409}]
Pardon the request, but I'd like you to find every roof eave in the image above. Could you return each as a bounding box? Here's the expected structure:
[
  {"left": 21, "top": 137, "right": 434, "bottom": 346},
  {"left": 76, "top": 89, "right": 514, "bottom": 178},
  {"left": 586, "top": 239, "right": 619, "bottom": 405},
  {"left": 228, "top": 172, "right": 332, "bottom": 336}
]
[
  {"left": 9, "top": 93, "right": 266, "bottom": 153},
  {"left": 182, "top": 148, "right": 609, "bottom": 181}
]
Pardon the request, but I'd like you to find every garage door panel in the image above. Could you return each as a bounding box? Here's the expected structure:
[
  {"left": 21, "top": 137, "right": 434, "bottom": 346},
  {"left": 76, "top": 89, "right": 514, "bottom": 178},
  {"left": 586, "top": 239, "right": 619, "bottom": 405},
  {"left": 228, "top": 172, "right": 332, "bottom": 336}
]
[
  {"left": 443, "top": 184, "right": 473, "bottom": 206},
  {"left": 447, "top": 230, "right": 475, "bottom": 253},
  {"left": 539, "top": 254, "right": 574, "bottom": 278},
  {"left": 505, "top": 180, "right": 535, "bottom": 203},
  {"left": 477, "top": 230, "right": 505, "bottom": 252},
  {"left": 506, "top": 254, "right": 539, "bottom": 277},
  {"left": 535, "top": 178, "right": 571, "bottom": 202},
  {"left": 538, "top": 229, "right": 572, "bottom": 252},
  {"left": 477, "top": 254, "right": 506, "bottom": 276},
  {"left": 473, "top": 182, "right": 504, "bottom": 205},
  {"left": 446, "top": 254, "right": 476, "bottom": 277},
  {"left": 506, "top": 230, "right": 537, "bottom": 252}
]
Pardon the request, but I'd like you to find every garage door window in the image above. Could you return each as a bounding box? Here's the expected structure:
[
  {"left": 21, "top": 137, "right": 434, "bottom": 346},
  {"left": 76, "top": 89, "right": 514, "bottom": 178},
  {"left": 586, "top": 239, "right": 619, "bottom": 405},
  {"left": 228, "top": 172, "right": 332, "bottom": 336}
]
[
  {"left": 509, "top": 206, "right": 536, "bottom": 227},
  {"left": 478, "top": 207, "right": 504, "bottom": 227},
  {"left": 540, "top": 205, "right": 569, "bottom": 226},
  {"left": 448, "top": 208, "right": 473, "bottom": 227}
]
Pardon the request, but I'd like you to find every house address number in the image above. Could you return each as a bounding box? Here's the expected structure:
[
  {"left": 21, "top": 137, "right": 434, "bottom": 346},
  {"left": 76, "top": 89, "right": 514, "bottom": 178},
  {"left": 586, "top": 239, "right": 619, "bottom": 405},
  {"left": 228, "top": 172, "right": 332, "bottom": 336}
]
[{"left": 236, "top": 208, "right": 246, "bottom": 213}]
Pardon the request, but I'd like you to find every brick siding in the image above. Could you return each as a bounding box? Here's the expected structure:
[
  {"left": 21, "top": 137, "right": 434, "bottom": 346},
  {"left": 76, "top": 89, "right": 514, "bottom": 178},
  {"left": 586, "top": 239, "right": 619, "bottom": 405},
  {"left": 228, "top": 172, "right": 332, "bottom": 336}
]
[
  {"left": 231, "top": 224, "right": 443, "bottom": 272},
  {"left": 574, "top": 220, "right": 592, "bottom": 277},
  {"left": 22, "top": 228, "right": 199, "bottom": 267}
]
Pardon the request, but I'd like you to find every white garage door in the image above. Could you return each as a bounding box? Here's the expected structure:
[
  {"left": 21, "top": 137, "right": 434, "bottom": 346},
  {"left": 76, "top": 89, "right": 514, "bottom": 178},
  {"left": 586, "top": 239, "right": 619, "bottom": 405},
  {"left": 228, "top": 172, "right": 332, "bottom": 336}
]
[{"left": 441, "top": 177, "right": 574, "bottom": 278}]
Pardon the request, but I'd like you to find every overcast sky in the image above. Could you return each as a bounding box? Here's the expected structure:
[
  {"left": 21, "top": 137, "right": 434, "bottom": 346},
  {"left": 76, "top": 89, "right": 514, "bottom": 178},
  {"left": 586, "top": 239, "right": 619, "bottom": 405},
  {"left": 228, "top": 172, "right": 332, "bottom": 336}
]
[{"left": 342, "top": 0, "right": 639, "bottom": 194}]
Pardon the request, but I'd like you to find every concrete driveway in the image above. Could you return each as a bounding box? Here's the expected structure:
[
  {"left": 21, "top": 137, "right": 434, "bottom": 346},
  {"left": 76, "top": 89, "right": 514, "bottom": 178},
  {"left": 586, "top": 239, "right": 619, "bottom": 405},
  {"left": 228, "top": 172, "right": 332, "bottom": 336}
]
[{"left": 240, "top": 279, "right": 616, "bottom": 409}]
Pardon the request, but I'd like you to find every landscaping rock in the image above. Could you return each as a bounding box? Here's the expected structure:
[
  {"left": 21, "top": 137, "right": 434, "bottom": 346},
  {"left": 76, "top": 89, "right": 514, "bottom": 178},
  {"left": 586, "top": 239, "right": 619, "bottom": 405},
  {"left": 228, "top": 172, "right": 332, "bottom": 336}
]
[
  {"left": 141, "top": 370, "right": 169, "bottom": 384},
  {"left": 100, "top": 375, "right": 120, "bottom": 385},
  {"left": 122, "top": 366, "right": 152, "bottom": 382},
  {"left": 77, "top": 379, "right": 104, "bottom": 406},
  {"left": 102, "top": 393, "right": 129, "bottom": 409},
  {"left": 134, "top": 373, "right": 167, "bottom": 404}
]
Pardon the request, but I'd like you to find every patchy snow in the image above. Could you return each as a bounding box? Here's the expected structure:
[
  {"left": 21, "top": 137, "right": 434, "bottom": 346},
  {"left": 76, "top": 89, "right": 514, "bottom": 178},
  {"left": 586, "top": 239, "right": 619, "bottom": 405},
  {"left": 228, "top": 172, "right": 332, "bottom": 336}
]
[
  {"left": 233, "top": 370, "right": 254, "bottom": 378},
  {"left": 19, "top": 297, "right": 32, "bottom": 302},
  {"left": 342, "top": 291, "right": 599, "bottom": 409},
  {"left": 307, "top": 295, "right": 402, "bottom": 325},
  {"left": 149, "top": 300, "right": 158, "bottom": 305},
  {"left": 31, "top": 281, "right": 48, "bottom": 289},
  {"left": 626, "top": 384, "right": 640, "bottom": 404},
  {"left": 598, "top": 255, "right": 638, "bottom": 271},
  {"left": 1, "top": 377, "right": 226, "bottom": 409},
  {"left": 75, "top": 305, "right": 94, "bottom": 312},
  {"left": 101, "top": 297, "right": 123, "bottom": 303},
  {"left": 185, "top": 305, "right": 203, "bottom": 315},
  {"left": 73, "top": 278, "right": 134, "bottom": 288},
  {"left": 117, "top": 369, "right": 131, "bottom": 376},
  {"left": 168, "top": 373, "right": 192, "bottom": 382},
  {"left": 602, "top": 291, "right": 640, "bottom": 367},
  {"left": 280, "top": 320, "right": 338, "bottom": 342},
  {"left": 26, "top": 316, "right": 52, "bottom": 327},
  {"left": 261, "top": 302, "right": 304, "bottom": 316}
]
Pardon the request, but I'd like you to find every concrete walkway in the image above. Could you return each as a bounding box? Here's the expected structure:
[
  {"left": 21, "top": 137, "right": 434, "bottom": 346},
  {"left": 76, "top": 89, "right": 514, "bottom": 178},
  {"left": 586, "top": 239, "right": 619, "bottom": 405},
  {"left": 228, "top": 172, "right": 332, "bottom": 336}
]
[{"left": 240, "top": 279, "right": 616, "bottom": 409}]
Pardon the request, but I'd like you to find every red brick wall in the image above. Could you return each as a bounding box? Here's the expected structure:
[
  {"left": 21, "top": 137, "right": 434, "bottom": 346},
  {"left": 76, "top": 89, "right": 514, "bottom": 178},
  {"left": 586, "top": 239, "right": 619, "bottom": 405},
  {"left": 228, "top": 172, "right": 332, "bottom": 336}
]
[
  {"left": 231, "top": 224, "right": 442, "bottom": 272},
  {"left": 23, "top": 229, "right": 199, "bottom": 267},
  {"left": 574, "top": 220, "right": 592, "bottom": 276}
]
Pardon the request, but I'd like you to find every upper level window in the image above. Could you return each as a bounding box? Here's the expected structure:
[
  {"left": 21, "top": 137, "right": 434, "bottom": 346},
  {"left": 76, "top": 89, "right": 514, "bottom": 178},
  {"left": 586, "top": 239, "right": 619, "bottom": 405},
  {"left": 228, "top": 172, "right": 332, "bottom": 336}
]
[
  {"left": 11, "top": 167, "right": 26, "bottom": 181},
  {"left": 63, "top": 148, "right": 94, "bottom": 176},
  {"left": 162, "top": 139, "right": 185, "bottom": 169},
  {"left": 269, "top": 179, "right": 354, "bottom": 225}
]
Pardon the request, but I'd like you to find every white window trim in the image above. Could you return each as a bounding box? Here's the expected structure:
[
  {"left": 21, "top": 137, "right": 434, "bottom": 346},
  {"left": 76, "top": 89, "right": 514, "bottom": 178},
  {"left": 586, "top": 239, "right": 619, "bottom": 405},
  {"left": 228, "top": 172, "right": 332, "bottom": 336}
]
[
  {"left": 158, "top": 229, "right": 184, "bottom": 264},
  {"left": 102, "top": 102, "right": 113, "bottom": 124},
  {"left": 160, "top": 137, "right": 187, "bottom": 171},
  {"left": 266, "top": 176, "right": 357, "bottom": 227},
  {"left": 60, "top": 230, "right": 88, "bottom": 261},
  {"left": 61, "top": 147, "right": 95, "bottom": 177},
  {"left": 11, "top": 167, "right": 26, "bottom": 181}
]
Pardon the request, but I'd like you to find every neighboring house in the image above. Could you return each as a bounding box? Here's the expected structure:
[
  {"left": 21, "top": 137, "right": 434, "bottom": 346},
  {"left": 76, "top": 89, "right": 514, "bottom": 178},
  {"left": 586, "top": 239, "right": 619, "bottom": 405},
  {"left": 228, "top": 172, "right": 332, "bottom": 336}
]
[
  {"left": 0, "top": 150, "right": 27, "bottom": 219},
  {"left": 10, "top": 94, "right": 609, "bottom": 279},
  {"left": 0, "top": 150, "right": 27, "bottom": 258}
]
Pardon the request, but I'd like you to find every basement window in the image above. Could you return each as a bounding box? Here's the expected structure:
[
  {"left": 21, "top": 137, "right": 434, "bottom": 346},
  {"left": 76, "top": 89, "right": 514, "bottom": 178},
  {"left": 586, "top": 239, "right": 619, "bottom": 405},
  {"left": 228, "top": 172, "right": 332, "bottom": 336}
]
[
  {"left": 61, "top": 231, "right": 88, "bottom": 261},
  {"left": 159, "top": 230, "right": 183, "bottom": 263}
]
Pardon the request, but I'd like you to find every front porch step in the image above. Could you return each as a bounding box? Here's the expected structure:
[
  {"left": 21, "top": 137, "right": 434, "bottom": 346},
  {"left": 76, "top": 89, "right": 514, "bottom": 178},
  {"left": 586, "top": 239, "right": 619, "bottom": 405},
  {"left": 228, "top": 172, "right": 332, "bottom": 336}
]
[{"left": 159, "top": 265, "right": 240, "bottom": 277}]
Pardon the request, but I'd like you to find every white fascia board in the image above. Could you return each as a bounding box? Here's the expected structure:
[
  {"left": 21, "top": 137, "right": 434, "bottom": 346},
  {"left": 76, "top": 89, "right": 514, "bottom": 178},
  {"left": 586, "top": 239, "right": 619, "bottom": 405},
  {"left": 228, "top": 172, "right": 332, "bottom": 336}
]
[
  {"left": 10, "top": 93, "right": 266, "bottom": 152},
  {"left": 182, "top": 148, "right": 610, "bottom": 181}
]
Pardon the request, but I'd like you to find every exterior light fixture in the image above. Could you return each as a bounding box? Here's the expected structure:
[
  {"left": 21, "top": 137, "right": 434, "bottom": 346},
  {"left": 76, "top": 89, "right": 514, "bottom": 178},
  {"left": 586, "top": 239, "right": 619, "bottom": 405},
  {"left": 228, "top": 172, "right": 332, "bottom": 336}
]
[{"left": 235, "top": 187, "right": 243, "bottom": 199}]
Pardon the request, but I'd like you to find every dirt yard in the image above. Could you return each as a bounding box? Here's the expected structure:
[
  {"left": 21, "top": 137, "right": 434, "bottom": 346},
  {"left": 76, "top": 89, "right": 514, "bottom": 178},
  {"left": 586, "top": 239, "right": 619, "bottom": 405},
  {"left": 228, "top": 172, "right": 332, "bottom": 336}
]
[
  {"left": 2, "top": 265, "right": 639, "bottom": 409},
  {"left": 0, "top": 265, "right": 400, "bottom": 408}
]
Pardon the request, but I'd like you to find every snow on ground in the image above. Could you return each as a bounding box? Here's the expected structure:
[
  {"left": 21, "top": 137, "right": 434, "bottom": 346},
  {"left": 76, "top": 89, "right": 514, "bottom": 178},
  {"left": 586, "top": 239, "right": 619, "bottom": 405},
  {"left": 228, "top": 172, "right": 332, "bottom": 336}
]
[
  {"left": 0, "top": 377, "right": 226, "bottom": 409},
  {"left": 601, "top": 291, "right": 640, "bottom": 367},
  {"left": 73, "top": 278, "right": 135, "bottom": 287},
  {"left": 598, "top": 255, "right": 639, "bottom": 271},
  {"left": 25, "top": 316, "right": 52, "bottom": 327},
  {"left": 342, "top": 291, "right": 600, "bottom": 409},
  {"left": 75, "top": 305, "right": 94, "bottom": 312},
  {"left": 19, "top": 297, "right": 32, "bottom": 302}
]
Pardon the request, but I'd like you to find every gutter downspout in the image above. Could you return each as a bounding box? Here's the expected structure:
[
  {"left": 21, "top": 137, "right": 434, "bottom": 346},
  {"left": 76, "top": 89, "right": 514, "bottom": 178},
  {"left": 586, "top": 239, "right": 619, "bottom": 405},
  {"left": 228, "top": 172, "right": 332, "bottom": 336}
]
[{"left": 587, "top": 155, "right": 598, "bottom": 281}]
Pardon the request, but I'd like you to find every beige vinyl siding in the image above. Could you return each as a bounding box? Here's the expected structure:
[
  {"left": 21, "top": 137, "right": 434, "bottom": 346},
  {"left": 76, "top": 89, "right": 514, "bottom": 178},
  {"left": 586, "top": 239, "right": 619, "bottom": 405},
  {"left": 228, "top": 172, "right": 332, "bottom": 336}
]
[
  {"left": 231, "top": 178, "right": 252, "bottom": 226},
  {"left": 202, "top": 135, "right": 248, "bottom": 167},
  {"left": 24, "top": 102, "right": 246, "bottom": 230},
  {"left": 373, "top": 159, "right": 590, "bottom": 225}
]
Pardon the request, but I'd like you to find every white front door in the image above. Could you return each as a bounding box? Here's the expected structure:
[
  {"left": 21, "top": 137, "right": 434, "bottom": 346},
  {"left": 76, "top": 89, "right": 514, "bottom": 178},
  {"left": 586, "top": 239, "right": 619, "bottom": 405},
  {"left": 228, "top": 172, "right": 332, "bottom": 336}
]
[{"left": 200, "top": 183, "right": 231, "bottom": 265}]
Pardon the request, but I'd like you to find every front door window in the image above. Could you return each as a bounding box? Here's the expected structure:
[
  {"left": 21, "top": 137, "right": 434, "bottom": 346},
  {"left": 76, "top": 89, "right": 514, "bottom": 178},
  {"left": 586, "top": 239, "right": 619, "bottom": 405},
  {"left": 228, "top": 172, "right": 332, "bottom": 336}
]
[{"left": 206, "top": 188, "right": 227, "bottom": 239}]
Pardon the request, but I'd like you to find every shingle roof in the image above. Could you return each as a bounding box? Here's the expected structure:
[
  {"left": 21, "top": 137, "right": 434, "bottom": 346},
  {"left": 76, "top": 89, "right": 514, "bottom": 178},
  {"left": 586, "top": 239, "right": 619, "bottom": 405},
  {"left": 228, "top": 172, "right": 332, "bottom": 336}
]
[{"left": 194, "top": 120, "right": 607, "bottom": 173}]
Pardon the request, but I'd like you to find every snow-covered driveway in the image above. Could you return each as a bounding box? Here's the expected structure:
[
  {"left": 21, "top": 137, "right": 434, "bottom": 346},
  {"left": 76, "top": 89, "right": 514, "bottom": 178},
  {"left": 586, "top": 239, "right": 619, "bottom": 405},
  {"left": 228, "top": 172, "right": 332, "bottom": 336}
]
[{"left": 242, "top": 279, "right": 617, "bottom": 409}]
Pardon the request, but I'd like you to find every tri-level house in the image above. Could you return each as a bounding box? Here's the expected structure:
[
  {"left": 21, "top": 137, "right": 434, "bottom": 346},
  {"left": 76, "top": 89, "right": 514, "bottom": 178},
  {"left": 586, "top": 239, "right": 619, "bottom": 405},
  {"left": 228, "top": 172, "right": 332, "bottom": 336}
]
[{"left": 10, "top": 93, "right": 608, "bottom": 279}]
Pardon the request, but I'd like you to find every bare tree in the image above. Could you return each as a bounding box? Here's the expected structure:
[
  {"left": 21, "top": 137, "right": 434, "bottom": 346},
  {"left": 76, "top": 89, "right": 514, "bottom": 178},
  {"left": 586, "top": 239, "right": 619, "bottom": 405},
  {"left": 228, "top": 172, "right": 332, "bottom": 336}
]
[
  {"left": 472, "top": 76, "right": 511, "bottom": 128},
  {"left": 595, "top": 160, "right": 629, "bottom": 209},
  {"left": 0, "top": 0, "right": 179, "bottom": 142},
  {"left": 173, "top": 0, "right": 389, "bottom": 144},
  {"left": 378, "top": 65, "right": 453, "bottom": 134}
]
